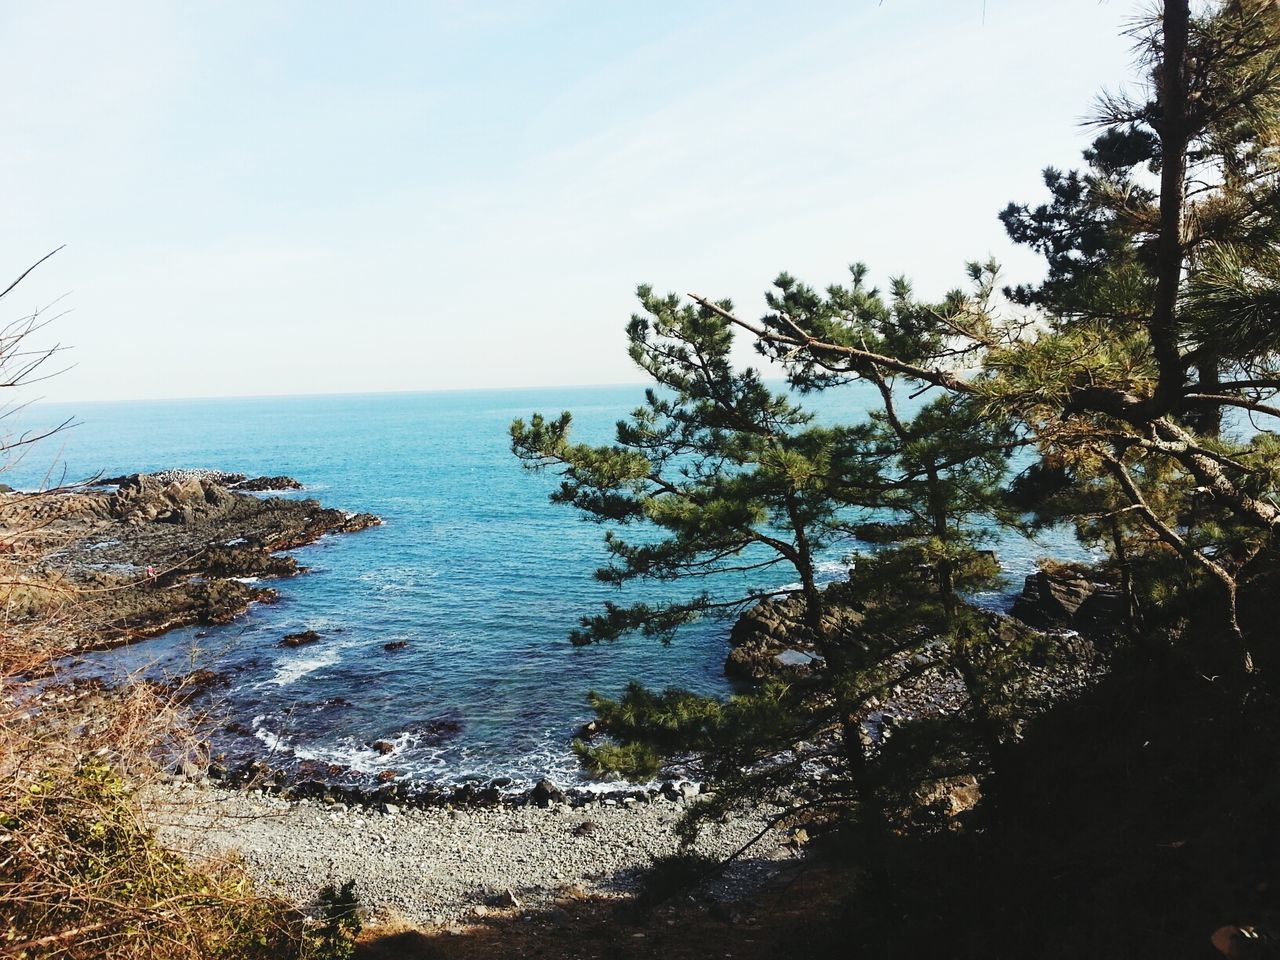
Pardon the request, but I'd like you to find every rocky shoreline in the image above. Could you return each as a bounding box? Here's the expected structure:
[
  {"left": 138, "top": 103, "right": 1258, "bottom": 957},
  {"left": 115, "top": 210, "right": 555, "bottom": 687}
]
[
  {"left": 0, "top": 470, "right": 380, "bottom": 664},
  {"left": 1, "top": 468, "right": 1122, "bottom": 927},
  {"left": 0, "top": 459, "right": 801, "bottom": 929}
]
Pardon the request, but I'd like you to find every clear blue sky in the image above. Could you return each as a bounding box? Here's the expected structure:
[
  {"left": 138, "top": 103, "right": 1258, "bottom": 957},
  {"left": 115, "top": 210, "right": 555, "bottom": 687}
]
[{"left": 1, "top": 1, "right": 1139, "bottom": 402}]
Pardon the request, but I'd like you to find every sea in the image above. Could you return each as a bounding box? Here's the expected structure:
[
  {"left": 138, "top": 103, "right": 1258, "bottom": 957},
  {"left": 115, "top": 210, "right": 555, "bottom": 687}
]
[{"left": 5, "top": 383, "right": 1090, "bottom": 789}]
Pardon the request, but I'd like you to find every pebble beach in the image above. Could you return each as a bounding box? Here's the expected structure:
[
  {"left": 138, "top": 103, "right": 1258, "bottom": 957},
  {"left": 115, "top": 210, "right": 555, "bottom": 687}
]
[{"left": 147, "top": 783, "right": 794, "bottom": 925}]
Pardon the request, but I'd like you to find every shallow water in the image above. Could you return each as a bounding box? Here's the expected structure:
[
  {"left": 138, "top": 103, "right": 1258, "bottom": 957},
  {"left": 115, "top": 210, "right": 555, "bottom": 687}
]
[{"left": 8, "top": 384, "right": 1091, "bottom": 788}]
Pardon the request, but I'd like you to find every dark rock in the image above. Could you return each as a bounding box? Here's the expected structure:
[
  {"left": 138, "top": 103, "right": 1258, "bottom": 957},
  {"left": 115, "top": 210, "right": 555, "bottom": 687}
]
[
  {"left": 281, "top": 630, "right": 321, "bottom": 648},
  {"left": 369, "top": 740, "right": 395, "bottom": 755},
  {"left": 165, "top": 668, "right": 228, "bottom": 699},
  {"left": 226, "top": 759, "right": 271, "bottom": 787},
  {"left": 726, "top": 587, "right": 860, "bottom": 681},
  {"left": 376, "top": 770, "right": 400, "bottom": 783},
  {"left": 451, "top": 784, "right": 477, "bottom": 805},
  {"left": 383, "top": 640, "right": 409, "bottom": 652},
  {"left": 231, "top": 475, "right": 304, "bottom": 492},
  {"left": 709, "top": 901, "right": 744, "bottom": 924},
  {"left": 411, "top": 715, "right": 464, "bottom": 743},
  {"left": 1012, "top": 570, "right": 1093, "bottom": 626},
  {"left": 531, "top": 777, "right": 565, "bottom": 807},
  {"left": 1012, "top": 568, "right": 1125, "bottom": 639},
  {"left": 199, "top": 545, "right": 298, "bottom": 579}
]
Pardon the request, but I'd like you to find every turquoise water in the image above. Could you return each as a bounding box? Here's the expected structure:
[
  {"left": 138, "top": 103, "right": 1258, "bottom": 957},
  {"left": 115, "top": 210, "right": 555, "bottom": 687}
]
[{"left": 7, "top": 385, "right": 1088, "bottom": 788}]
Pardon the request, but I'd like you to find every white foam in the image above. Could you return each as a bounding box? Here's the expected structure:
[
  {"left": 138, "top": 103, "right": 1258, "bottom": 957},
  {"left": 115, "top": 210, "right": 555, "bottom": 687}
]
[
  {"left": 250, "top": 723, "right": 434, "bottom": 774},
  {"left": 267, "top": 647, "right": 341, "bottom": 687},
  {"left": 357, "top": 565, "right": 437, "bottom": 594}
]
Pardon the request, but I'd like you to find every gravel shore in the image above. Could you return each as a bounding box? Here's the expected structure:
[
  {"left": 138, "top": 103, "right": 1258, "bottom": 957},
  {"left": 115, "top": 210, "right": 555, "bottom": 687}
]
[{"left": 146, "top": 783, "right": 794, "bottom": 925}]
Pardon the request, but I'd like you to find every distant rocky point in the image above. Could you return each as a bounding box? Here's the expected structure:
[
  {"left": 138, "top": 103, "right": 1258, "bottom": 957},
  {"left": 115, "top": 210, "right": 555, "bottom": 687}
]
[
  {"left": 0, "top": 470, "right": 379, "bottom": 660},
  {"left": 99, "top": 469, "right": 304, "bottom": 492}
]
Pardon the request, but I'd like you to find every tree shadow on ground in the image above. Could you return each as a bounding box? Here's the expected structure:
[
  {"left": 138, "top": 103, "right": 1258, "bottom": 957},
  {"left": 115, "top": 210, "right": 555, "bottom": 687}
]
[
  {"left": 355, "top": 856, "right": 850, "bottom": 960},
  {"left": 358, "top": 659, "right": 1280, "bottom": 960}
]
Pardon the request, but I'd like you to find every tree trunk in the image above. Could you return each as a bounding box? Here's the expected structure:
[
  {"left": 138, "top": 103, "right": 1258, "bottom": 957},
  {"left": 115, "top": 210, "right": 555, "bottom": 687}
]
[
  {"left": 1187, "top": 355, "right": 1224, "bottom": 436},
  {"left": 1108, "top": 516, "right": 1145, "bottom": 643},
  {"left": 783, "top": 488, "right": 889, "bottom": 882}
]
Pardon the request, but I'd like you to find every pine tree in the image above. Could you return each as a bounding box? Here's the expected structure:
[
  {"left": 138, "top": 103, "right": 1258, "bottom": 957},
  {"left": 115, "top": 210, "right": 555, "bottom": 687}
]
[
  {"left": 513, "top": 276, "right": 1027, "bottom": 840},
  {"left": 511, "top": 286, "right": 895, "bottom": 827},
  {"left": 719, "top": 0, "right": 1280, "bottom": 678}
]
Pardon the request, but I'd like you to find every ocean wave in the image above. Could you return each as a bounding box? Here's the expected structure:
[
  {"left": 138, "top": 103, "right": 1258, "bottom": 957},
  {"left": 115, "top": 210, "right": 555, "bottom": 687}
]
[
  {"left": 265, "top": 647, "right": 343, "bottom": 687},
  {"left": 356, "top": 565, "right": 437, "bottom": 594},
  {"left": 250, "top": 723, "right": 446, "bottom": 774}
]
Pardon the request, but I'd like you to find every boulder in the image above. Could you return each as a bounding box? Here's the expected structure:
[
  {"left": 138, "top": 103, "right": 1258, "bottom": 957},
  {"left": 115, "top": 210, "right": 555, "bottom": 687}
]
[
  {"left": 531, "top": 777, "right": 565, "bottom": 807},
  {"left": 916, "top": 774, "right": 983, "bottom": 820},
  {"left": 489, "top": 889, "right": 521, "bottom": 909},
  {"left": 280, "top": 630, "right": 321, "bottom": 648},
  {"left": 1012, "top": 568, "right": 1125, "bottom": 639},
  {"left": 726, "top": 588, "right": 860, "bottom": 680}
]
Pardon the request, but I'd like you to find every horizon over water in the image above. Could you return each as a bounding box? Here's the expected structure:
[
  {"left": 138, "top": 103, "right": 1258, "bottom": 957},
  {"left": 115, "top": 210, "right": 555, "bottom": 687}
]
[{"left": 7, "top": 383, "right": 1091, "bottom": 789}]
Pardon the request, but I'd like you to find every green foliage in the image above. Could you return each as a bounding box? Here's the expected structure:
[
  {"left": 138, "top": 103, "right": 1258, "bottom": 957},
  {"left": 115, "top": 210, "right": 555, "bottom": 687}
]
[
  {"left": 512, "top": 261, "right": 1033, "bottom": 851},
  {"left": 517, "top": 4, "right": 1280, "bottom": 884},
  {"left": 512, "top": 284, "right": 861, "bottom": 646},
  {"left": 0, "top": 750, "right": 309, "bottom": 959},
  {"left": 573, "top": 739, "right": 664, "bottom": 780},
  {"left": 310, "top": 881, "right": 362, "bottom": 960}
]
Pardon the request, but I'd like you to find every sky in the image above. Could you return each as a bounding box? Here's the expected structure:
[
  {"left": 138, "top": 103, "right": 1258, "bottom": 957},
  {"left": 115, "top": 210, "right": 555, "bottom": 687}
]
[{"left": 0, "top": 0, "right": 1143, "bottom": 403}]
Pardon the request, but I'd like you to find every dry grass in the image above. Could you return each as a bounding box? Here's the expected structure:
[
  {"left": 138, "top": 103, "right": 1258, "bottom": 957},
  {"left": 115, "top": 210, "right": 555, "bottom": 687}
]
[
  {"left": 0, "top": 653, "right": 324, "bottom": 959},
  {"left": 0, "top": 501, "right": 342, "bottom": 958}
]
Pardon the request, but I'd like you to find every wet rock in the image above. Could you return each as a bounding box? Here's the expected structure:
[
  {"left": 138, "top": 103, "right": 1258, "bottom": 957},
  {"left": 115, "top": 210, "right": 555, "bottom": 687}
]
[
  {"left": 281, "top": 630, "right": 322, "bottom": 648},
  {"left": 231, "top": 475, "right": 303, "bottom": 492},
  {"left": 164, "top": 668, "right": 229, "bottom": 699},
  {"left": 383, "top": 640, "right": 409, "bottom": 652},
  {"left": 411, "top": 715, "right": 464, "bottom": 744},
  {"left": 369, "top": 740, "right": 396, "bottom": 756}
]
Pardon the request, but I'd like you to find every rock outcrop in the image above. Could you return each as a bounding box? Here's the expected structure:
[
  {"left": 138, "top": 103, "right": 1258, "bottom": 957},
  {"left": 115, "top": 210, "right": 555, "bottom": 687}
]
[
  {"left": 0, "top": 470, "right": 380, "bottom": 658},
  {"left": 726, "top": 590, "right": 861, "bottom": 680},
  {"left": 1011, "top": 567, "right": 1126, "bottom": 639},
  {"left": 230, "top": 475, "right": 304, "bottom": 492}
]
